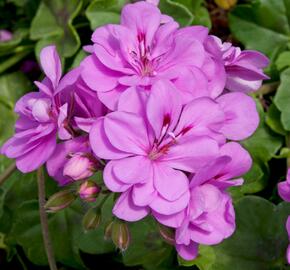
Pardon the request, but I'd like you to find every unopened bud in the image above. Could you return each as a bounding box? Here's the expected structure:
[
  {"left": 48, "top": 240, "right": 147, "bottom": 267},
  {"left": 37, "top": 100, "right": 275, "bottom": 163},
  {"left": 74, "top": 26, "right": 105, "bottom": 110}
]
[
  {"left": 82, "top": 208, "right": 102, "bottom": 231},
  {"left": 214, "top": 0, "right": 237, "bottom": 10},
  {"left": 104, "top": 220, "right": 114, "bottom": 240},
  {"left": 158, "top": 224, "right": 175, "bottom": 245},
  {"left": 111, "top": 220, "right": 130, "bottom": 252},
  {"left": 45, "top": 190, "right": 76, "bottom": 213},
  {"left": 79, "top": 180, "right": 101, "bottom": 202},
  {"left": 64, "top": 153, "right": 97, "bottom": 180}
]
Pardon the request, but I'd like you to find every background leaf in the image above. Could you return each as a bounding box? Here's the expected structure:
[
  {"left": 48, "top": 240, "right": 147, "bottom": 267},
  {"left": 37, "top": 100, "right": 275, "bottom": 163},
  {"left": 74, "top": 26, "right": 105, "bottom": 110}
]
[
  {"left": 274, "top": 68, "right": 290, "bottom": 131},
  {"left": 30, "top": 0, "right": 82, "bottom": 58},
  {"left": 86, "top": 0, "right": 127, "bottom": 30}
]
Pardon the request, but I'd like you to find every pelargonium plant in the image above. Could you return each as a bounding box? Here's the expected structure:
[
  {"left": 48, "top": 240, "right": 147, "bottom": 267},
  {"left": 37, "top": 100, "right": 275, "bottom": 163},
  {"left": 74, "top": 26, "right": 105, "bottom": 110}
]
[{"left": 3, "top": 0, "right": 286, "bottom": 267}]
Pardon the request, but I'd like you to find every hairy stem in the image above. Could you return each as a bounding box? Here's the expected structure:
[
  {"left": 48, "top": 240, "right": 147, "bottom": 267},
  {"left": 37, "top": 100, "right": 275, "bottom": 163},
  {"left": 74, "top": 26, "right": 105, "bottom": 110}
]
[
  {"left": 37, "top": 167, "right": 58, "bottom": 270},
  {"left": 0, "top": 162, "right": 16, "bottom": 186}
]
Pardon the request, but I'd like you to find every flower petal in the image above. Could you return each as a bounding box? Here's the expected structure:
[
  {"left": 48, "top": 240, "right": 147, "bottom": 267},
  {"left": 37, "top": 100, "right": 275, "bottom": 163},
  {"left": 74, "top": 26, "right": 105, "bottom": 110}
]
[
  {"left": 220, "top": 142, "right": 252, "bottom": 179},
  {"left": 153, "top": 164, "right": 189, "bottom": 201},
  {"left": 217, "top": 92, "right": 259, "bottom": 140},
  {"left": 104, "top": 161, "right": 132, "bottom": 192},
  {"left": 150, "top": 190, "right": 190, "bottom": 215},
  {"left": 174, "top": 97, "right": 224, "bottom": 138},
  {"left": 40, "top": 46, "right": 62, "bottom": 89},
  {"left": 161, "top": 136, "right": 219, "bottom": 173},
  {"left": 121, "top": 2, "right": 161, "bottom": 45},
  {"left": 90, "top": 118, "right": 130, "bottom": 159},
  {"left": 104, "top": 111, "right": 149, "bottom": 155},
  {"left": 113, "top": 189, "right": 150, "bottom": 221},
  {"left": 16, "top": 131, "right": 57, "bottom": 173},
  {"left": 146, "top": 80, "right": 182, "bottom": 139},
  {"left": 278, "top": 181, "right": 290, "bottom": 202},
  {"left": 113, "top": 156, "right": 151, "bottom": 184},
  {"left": 132, "top": 175, "right": 156, "bottom": 206},
  {"left": 153, "top": 209, "right": 186, "bottom": 228},
  {"left": 176, "top": 242, "right": 199, "bottom": 261},
  {"left": 81, "top": 55, "right": 120, "bottom": 92}
]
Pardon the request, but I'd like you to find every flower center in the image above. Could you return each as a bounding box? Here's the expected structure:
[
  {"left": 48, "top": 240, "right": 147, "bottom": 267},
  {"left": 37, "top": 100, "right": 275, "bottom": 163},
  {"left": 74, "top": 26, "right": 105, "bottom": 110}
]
[
  {"left": 130, "top": 32, "right": 158, "bottom": 77},
  {"left": 147, "top": 114, "right": 192, "bottom": 161}
]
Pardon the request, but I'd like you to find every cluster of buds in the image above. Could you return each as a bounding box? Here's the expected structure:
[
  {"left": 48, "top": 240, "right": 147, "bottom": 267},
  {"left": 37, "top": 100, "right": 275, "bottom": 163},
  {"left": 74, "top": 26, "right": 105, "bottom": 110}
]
[{"left": 45, "top": 180, "right": 101, "bottom": 213}]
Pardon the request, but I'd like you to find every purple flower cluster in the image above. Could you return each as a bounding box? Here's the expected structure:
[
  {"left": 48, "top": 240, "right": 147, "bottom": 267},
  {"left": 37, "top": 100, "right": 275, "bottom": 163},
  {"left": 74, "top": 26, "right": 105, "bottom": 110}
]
[{"left": 1, "top": 1, "right": 269, "bottom": 261}]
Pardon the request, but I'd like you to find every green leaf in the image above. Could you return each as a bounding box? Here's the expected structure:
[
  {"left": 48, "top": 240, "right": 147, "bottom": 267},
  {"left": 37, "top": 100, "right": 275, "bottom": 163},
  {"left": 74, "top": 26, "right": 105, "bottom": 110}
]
[
  {"left": 266, "top": 103, "right": 287, "bottom": 135},
  {"left": 30, "top": 0, "right": 82, "bottom": 58},
  {"left": 170, "top": 0, "right": 211, "bottom": 28},
  {"left": 180, "top": 196, "right": 290, "bottom": 269},
  {"left": 86, "top": 0, "right": 127, "bottom": 30},
  {"left": 229, "top": 1, "right": 290, "bottom": 59},
  {"left": 122, "top": 217, "right": 172, "bottom": 268},
  {"left": 78, "top": 194, "right": 115, "bottom": 254},
  {"left": 70, "top": 49, "right": 87, "bottom": 69},
  {"left": 242, "top": 100, "right": 283, "bottom": 163},
  {"left": 0, "top": 33, "right": 23, "bottom": 55},
  {"left": 276, "top": 51, "right": 290, "bottom": 71},
  {"left": 0, "top": 72, "right": 31, "bottom": 112},
  {"left": 231, "top": 161, "right": 269, "bottom": 197},
  {"left": 9, "top": 200, "right": 85, "bottom": 268},
  {"left": 178, "top": 245, "right": 215, "bottom": 270},
  {"left": 233, "top": 100, "right": 283, "bottom": 195},
  {"left": 193, "top": 6, "right": 211, "bottom": 29},
  {"left": 0, "top": 72, "right": 31, "bottom": 173},
  {"left": 0, "top": 51, "right": 30, "bottom": 75},
  {"left": 159, "top": 0, "right": 194, "bottom": 26},
  {"left": 274, "top": 68, "right": 290, "bottom": 131},
  {"left": 274, "top": 147, "right": 290, "bottom": 159}
]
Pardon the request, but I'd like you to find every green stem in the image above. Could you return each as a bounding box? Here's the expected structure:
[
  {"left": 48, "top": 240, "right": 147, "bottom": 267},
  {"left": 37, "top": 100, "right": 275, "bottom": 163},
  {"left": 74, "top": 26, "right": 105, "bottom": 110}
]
[
  {"left": 255, "top": 81, "right": 279, "bottom": 96},
  {"left": 0, "top": 45, "right": 34, "bottom": 57},
  {"left": 37, "top": 167, "right": 58, "bottom": 270},
  {"left": 0, "top": 162, "right": 16, "bottom": 186},
  {"left": 98, "top": 193, "right": 111, "bottom": 208},
  {"left": 16, "top": 251, "right": 28, "bottom": 270},
  {"left": 0, "top": 51, "right": 30, "bottom": 74}
]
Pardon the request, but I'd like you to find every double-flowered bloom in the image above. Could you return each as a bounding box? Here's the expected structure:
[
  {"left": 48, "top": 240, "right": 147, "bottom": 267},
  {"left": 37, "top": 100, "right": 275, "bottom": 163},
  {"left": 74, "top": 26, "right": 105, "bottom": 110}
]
[
  {"left": 80, "top": 1, "right": 228, "bottom": 109},
  {"left": 1, "top": 0, "right": 270, "bottom": 261}
]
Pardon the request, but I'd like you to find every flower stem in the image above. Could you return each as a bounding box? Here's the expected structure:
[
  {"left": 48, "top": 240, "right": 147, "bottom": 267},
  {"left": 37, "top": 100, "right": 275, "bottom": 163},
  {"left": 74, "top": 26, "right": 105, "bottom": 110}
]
[
  {"left": 98, "top": 193, "right": 111, "bottom": 208},
  {"left": 37, "top": 167, "right": 58, "bottom": 270},
  {"left": 0, "top": 162, "right": 16, "bottom": 186},
  {"left": 16, "top": 251, "right": 28, "bottom": 270}
]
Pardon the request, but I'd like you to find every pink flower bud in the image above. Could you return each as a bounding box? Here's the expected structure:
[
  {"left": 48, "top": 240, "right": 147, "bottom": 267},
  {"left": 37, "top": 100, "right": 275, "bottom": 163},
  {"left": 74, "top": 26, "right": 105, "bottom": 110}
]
[
  {"left": 79, "top": 180, "right": 101, "bottom": 202},
  {"left": 63, "top": 153, "right": 96, "bottom": 180}
]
